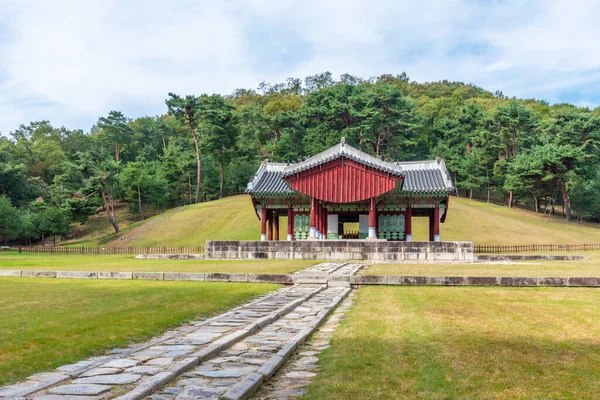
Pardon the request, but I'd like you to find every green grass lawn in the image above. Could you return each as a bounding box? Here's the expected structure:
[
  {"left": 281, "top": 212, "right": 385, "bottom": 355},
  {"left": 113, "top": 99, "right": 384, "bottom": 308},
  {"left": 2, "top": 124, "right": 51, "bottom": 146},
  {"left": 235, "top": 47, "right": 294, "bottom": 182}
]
[
  {"left": 0, "top": 252, "right": 314, "bottom": 274},
  {"left": 304, "top": 286, "right": 600, "bottom": 399},
  {"left": 0, "top": 278, "right": 278, "bottom": 386},
  {"left": 365, "top": 252, "right": 600, "bottom": 277}
]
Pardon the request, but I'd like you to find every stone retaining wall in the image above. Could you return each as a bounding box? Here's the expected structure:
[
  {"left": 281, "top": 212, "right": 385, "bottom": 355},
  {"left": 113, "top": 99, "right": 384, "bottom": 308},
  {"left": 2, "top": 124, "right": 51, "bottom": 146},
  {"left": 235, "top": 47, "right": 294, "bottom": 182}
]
[
  {"left": 476, "top": 254, "right": 587, "bottom": 261},
  {"left": 350, "top": 275, "right": 600, "bottom": 287},
  {"left": 3, "top": 270, "right": 600, "bottom": 287},
  {"left": 134, "top": 254, "right": 204, "bottom": 260},
  {"left": 205, "top": 240, "right": 474, "bottom": 262}
]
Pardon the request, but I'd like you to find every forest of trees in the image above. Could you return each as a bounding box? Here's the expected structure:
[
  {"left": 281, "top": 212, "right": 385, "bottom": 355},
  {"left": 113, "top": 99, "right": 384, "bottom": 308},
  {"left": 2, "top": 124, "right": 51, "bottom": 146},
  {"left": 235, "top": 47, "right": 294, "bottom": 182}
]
[{"left": 2, "top": 71, "right": 600, "bottom": 245}]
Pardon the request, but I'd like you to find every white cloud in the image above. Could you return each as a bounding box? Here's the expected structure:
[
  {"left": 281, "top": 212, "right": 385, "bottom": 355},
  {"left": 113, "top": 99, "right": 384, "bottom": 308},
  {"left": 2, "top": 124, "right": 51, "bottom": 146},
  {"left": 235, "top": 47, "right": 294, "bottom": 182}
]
[{"left": 0, "top": 0, "right": 599, "bottom": 135}]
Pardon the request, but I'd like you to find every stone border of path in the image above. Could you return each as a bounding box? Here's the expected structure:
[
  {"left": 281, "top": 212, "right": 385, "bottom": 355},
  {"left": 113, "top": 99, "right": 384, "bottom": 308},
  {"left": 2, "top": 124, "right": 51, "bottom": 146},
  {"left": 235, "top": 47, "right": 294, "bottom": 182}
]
[
  {"left": 475, "top": 254, "right": 587, "bottom": 261},
  {"left": 2, "top": 269, "right": 600, "bottom": 287}
]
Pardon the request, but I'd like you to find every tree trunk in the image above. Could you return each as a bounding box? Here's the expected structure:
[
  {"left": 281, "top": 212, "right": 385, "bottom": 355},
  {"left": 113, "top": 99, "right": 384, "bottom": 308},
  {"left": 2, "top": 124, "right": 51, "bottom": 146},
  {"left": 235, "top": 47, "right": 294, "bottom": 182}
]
[
  {"left": 485, "top": 166, "right": 491, "bottom": 203},
  {"left": 184, "top": 111, "right": 201, "bottom": 204},
  {"left": 469, "top": 189, "right": 473, "bottom": 199},
  {"left": 359, "top": 127, "right": 364, "bottom": 150},
  {"left": 376, "top": 132, "right": 383, "bottom": 157},
  {"left": 219, "top": 163, "right": 225, "bottom": 199},
  {"left": 532, "top": 194, "right": 539, "bottom": 213},
  {"left": 508, "top": 191, "right": 513, "bottom": 208},
  {"left": 137, "top": 185, "right": 144, "bottom": 220},
  {"left": 42, "top": 235, "right": 45, "bottom": 246},
  {"left": 188, "top": 174, "right": 192, "bottom": 205},
  {"left": 559, "top": 178, "right": 572, "bottom": 221},
  {"left": 53, "top": 235, "right": 56, "bottom": 246},
  {"left": 115, "top": 142, "right": 120, "bottom": 162},
  {"left": 192, "top": 133, "right": 201, "bottom": 204},
  {"left": 454, "top": 172, "right": 460, "bottom": 197},
  {"left": 162, "top": 136, "right": 166, "bottom": 152},
  {"left": 101, "top": 188, "right": 120, "bottom": 233},
  {"left": 272, "top": 129, "right": 280, "bottom": 156}
]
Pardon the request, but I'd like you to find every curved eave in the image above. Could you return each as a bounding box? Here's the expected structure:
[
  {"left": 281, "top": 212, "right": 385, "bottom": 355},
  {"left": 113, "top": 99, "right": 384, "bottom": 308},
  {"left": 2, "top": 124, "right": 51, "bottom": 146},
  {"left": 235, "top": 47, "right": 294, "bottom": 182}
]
[
  {"left": 399, "top": 190, "right": 451, "bottom": 196},
  {"left": 248, "top": 191, "right": 297, "bottom": 197}
]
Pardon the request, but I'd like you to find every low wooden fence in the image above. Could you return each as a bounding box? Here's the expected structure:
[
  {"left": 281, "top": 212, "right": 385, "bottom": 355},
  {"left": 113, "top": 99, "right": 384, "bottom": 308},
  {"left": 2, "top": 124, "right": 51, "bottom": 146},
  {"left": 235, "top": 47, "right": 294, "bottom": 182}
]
[
  {"left": 474, "top": 243, "right": 600, "bottom": 253},
  {"left": 16, "top": 243, "right": 600, "bottom": 255},
  {"left": 18, "top": 246, "right": 205, "bottom": 255}
]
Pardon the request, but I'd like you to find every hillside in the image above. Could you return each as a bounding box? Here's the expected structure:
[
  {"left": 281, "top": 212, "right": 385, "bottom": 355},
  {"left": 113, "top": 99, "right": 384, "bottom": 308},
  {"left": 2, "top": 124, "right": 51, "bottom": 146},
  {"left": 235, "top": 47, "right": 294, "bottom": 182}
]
[{"left": 71, "top": 195, "right": 600, "bottom": 247}]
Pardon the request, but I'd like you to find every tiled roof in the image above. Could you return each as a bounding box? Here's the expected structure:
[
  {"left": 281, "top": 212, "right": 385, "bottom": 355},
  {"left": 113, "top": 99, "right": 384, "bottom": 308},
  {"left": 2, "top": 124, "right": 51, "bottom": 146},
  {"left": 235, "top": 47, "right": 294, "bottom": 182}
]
[
  {"left": 246, "top": 155, "right": 454, "bottom": 197},
  {"left": 398, "top": 159, "right": 455, "bottom": 194},
  {"left": 245, "top": 163, "right": 294, "bottom": 196},
  {"left": 403, "top": 169, "right": 448, "bottom": 192},
  {"left": 281, "top": 138, "right": 404, "bottom": 178}
]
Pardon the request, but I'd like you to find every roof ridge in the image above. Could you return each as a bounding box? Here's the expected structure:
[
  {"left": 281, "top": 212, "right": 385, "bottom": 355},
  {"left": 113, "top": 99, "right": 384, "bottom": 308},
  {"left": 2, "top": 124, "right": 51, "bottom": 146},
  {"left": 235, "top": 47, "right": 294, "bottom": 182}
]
[{"left": 282, "top": 138, "right": 403, "bottom": 177}]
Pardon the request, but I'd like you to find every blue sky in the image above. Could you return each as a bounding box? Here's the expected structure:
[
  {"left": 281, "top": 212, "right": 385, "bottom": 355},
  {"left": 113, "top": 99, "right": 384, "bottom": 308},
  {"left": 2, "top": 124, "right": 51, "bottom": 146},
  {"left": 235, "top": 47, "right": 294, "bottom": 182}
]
[{"left": 1, "top": 0, "right": 600, "bottom": 135}]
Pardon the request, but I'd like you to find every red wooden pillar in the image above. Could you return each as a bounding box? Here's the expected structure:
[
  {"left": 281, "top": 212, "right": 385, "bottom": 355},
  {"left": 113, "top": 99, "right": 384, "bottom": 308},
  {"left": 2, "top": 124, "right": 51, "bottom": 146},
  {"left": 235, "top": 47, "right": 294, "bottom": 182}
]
[
  {"left": 273, "top": 211, "right": 279, "bottom": 241},
  {"left": 268, "top": 210, "right": 274, "bottom": 241},
  {"left": 316, "top": 201, "right": 322, "bottom": 239},
  {"left": 428, "top": 209, "right": 434, "bottom": 241},
  {"left": 405, "top": 206, "right": 412, "bottom": 242},
  {"left": 261, "top": 206, "right": 267, "bottom": 241},
  {"left": 433, "top": 204, "right": 440, "bottom": 241},
  {"left": 323, "top": 204, "right": 328, "bottom": 240},
  {"left": 309, "top": 198, "right": 317, "bottom": 238},
  {"left": 287, "top": 206, "right": 294, "bottom": 241},
  {"left": 368, "top": 197, "right": 377, "bottom": 239}
]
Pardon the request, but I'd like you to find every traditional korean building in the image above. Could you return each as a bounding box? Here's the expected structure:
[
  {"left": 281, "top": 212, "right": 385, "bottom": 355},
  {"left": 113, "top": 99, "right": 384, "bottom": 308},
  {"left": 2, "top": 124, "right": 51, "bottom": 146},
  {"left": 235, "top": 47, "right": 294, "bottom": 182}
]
[{"left": 246, "top": 138, "right": 454, "bottom": 242}]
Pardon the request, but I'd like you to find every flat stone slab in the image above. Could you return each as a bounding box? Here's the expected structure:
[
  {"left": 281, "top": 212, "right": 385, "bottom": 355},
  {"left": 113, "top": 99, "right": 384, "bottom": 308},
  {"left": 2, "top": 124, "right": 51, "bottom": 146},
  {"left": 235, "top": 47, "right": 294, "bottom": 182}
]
[
  {"left": 98, "top": 271, "right": 133, "bottom": 280},
  {"left": 36, "top": 396, "right": 104, "bottom": 400},
  {"left": 0, "top": 270, "right": 21, "bottom": 277},
  {"left": 73, "top": 373, "right": 141, "bottom": 385},
  {"left": 79, "top": 367, "right": 121, "bottom": 377},
  {"left": 175, "top": 385, "right": 224, "bottom": 400},
  {"left": 146, "top": 357, "right": 174, "bottom": 366},
  {"left": 48, "top": 383, "right": 112, "bottom": 395},
  {"left": 195, "top": 370, "right": 244, "bottom": 378},
  {"left": 101, "top": 358, "right": 139, "bottom": 368},
  {"left": 176, "top": 378, "right": 211, "bottom": 386},
  {"left": 127, "top": 365, "right": 162, "bottom": 375},
  {"left": 285, "top": 371, "right": 317, "bottom": 379}
]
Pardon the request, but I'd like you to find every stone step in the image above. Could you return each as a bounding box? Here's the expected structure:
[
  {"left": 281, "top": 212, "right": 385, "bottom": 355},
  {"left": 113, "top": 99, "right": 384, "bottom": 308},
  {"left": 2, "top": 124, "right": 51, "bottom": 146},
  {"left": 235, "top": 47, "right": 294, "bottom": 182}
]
[
  {"left": 327, "top": 281, "right": 351, "bottom": 288},
  {"left": 293, "top": 279, "right": 329, "bottom": 284},
  {"left": 15, "top": 286, "right": 325, "bottom": 400}
]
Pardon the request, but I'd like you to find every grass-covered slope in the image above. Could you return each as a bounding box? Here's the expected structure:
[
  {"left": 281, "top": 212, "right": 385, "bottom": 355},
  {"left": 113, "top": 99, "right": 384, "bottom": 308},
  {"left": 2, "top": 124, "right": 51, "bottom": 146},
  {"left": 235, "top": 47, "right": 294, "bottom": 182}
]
[
  {"left": 432, "top": 198, "right": 600, "bottom": 244},
  {"left": 76, "top": 195, "right": 600, "bottom": 247}
]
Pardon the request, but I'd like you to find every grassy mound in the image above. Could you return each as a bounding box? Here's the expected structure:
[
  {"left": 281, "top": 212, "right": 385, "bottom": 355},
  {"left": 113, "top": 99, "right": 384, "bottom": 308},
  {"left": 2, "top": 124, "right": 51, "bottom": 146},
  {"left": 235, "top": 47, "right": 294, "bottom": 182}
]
[{"left": 72, "top": 195, "right": 600, "bottom": 246}]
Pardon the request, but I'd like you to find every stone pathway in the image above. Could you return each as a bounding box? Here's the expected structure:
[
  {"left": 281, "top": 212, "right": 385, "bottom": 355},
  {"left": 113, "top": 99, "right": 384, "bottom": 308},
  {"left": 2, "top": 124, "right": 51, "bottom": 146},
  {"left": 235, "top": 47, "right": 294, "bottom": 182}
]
[
  {"left": 153, "top": 287, "right": 349, "bottom": 400},
  {"left": 294, "top": 262, "right": 363, "bottom": 276},
  {"left": 254, "top": 292, "right": 354, "bottom": 400},
  {"left": 0, "top": 262, "right": 363, "bottom": 400}
]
